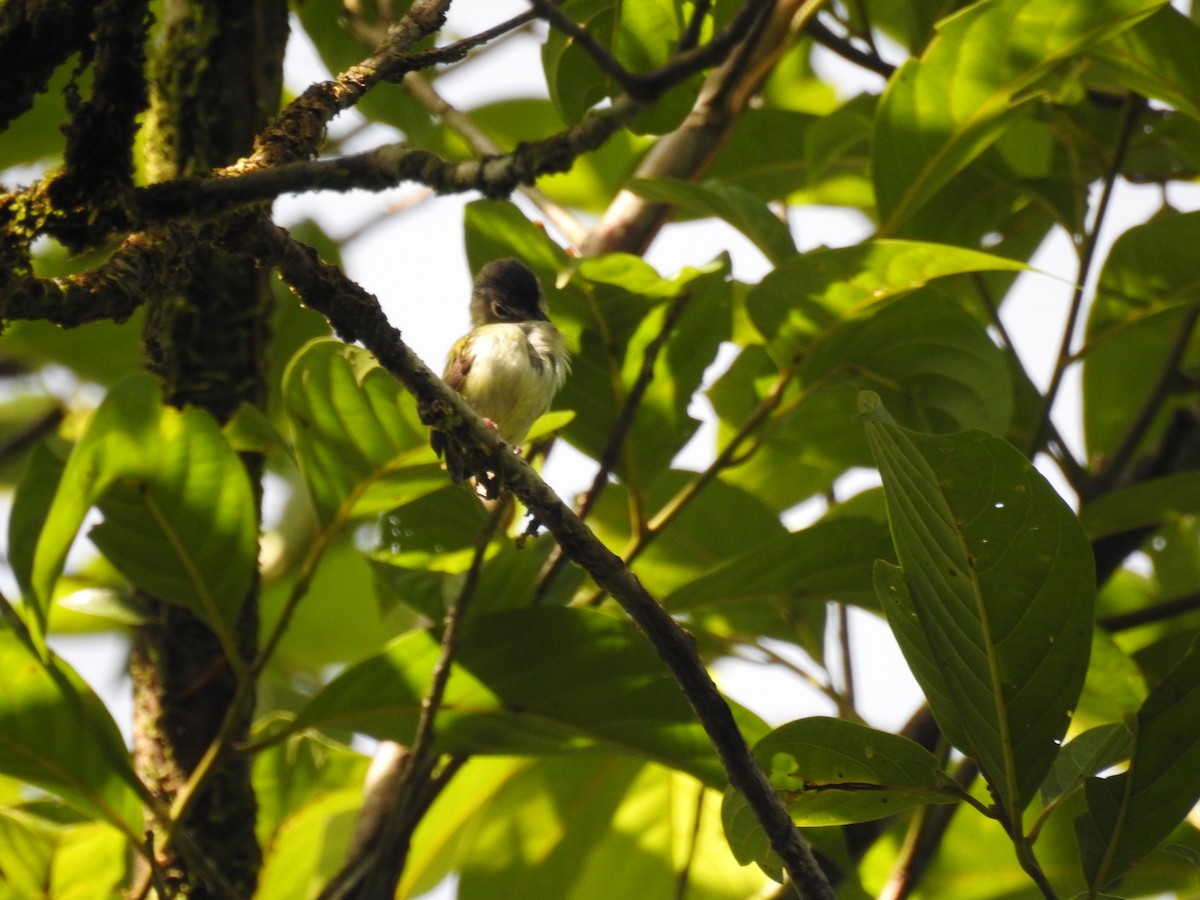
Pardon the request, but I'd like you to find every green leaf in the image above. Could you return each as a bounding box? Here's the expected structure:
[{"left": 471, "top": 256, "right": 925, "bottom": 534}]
[
  {"left": 0, "top": 806, "right": 56, "bottom": 898},
  {"left": 1091, "top": 6, "right": 1200, "bottom": 122},
  {"left": 1080, "top": 472, "right": 1200, "bottom": 538},
  {"left": 30, "top": 374, "right": 257, "bottom": 642},
  {"left": 709, "top": 347, "right": 875, "bottom": 510},
  {"left": 458, "top": 758, "right": 768, "bottom": 900},
  {"left": 255, "top": 788, "right": 359, "bottom": 900},
  {"left": 723, "top": 718, "right": 953, "bottom": 858},
  {"left": 542, "top": 0, "right": 685, "bottom": 125},
  {"left": 629, "top": 178, "right": 798, "bottom": 265},
  {"left": 590, "top": 471, "right": 786, "bottom": 598},
  {"left": 0, "top": 632, "right": 140, "bottom": 835},
  {"left": 1083, "top": 210, "right": 1200, "bottom": 465},
  {"left": 282, "top": 338, "right": 442, "bottom": 524},
  {"left": 288, "top": 607, "right": 733, "bottom": 787},
  {"left": 663, "top": 516, "right": 892, "bottom": 657},
  {"left": 707, "top": 108, "right": 822, "bottom": 201},
  {"left": 801, "top": 290, "right": 1014, "bottom": 435},
  {"left": 554, "top": 254, "right": 732, "bottom": 490},
  {"left": 1041, "top": 723, "right": 1133, "bottom": 805},
  {"left": 862, "top": 391, "right": 1095, "bottom": 816},
  {"left": 746, "top": 240, "right": 1025, "bottom": 365},
  {"left": 9, "top": 444, "right": 65, "bottom": 605},
  {"left": 874, "top": 0, "right": 1166, "bottom": 234},
  {"left": 464, "top": 199, "right": 574, "bottom": 278},
  {"left": 260, "top": 534, "right": 415, "bottom": 673},
  {"left": 1076, "top": 639, "right": 1200, "bottom": 891}
]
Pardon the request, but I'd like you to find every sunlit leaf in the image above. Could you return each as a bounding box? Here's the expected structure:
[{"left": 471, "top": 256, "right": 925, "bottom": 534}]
[
  {"left": 862, "top": 392, "right": 1094, "bottom": 817},
  {"left": 254, "top": 788, "right": 359, "bottom": 900},
  {"left": 283, "top": 338, "right": 442, "bottom": 524},
  {"left": 1092, "top": 6, "right": 1200, "bottom": 122},
  {"left": 288, "top": 608, "right": 745, "bottom": 787},
  {"left": 874, "top": 0, "right": 1165, "bottom": 233},
  {"left": 458, "top": 758, "right": 768, "bottom": 900},
  {"left": 0, "top": 806, "right": 56, "bottom": 898},
  {"left": 30, "top": 374, "right": 256, "bottom": 641},
  {"left": 0, "top": 632, "right": 140, "bottom": 835},
  {"left": 746, "top": 240, "right": 1025, "bottom": 365}
]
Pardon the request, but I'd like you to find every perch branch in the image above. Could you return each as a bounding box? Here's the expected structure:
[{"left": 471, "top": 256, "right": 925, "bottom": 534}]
[{"left": 238, "top": 222, "right": 837, "bottom": 900}]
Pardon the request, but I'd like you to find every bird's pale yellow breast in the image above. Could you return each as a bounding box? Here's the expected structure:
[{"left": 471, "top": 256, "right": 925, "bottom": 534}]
[{"left": 456, "top": 321, "right": 568, "bottom": 444}]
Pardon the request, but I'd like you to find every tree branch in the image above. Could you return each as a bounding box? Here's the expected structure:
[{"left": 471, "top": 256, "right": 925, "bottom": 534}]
[
  {"left": 238, "top": 222, "right": 837, "bottom": 900},
  {"left": 138, "top": 98, "right": 641, "bottom": 223}
]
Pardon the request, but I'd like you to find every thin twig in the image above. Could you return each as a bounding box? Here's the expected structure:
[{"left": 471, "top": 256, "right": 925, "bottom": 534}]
[{"left": 1029, "top": 95, "right": 1143, "bottom": 458}]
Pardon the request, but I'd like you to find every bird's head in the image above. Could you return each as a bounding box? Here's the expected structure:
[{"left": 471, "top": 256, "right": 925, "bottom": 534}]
[{"left": 469, "top": 258, "right": 549, "bottom": 326}]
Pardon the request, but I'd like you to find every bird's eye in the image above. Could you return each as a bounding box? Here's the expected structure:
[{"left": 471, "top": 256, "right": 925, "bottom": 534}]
[{"left": 493, "top": 302, "right": 510, "bottom": 318}]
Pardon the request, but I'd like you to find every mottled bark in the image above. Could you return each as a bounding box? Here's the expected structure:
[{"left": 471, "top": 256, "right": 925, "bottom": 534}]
[{"left": 131, "top": 1, "right": 287, "bottom": 896}]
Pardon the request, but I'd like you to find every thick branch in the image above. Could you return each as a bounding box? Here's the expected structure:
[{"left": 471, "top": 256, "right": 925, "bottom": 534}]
[
  {"left": 238, "top": 0, "right": 453, "bottom": 170},
  {"left": 139, "top": 99, "right": 641, "bottom": 222},
  {"left": 1, "top": 229, "right": 188, "bottom": 327},
  {"left": 238, "top": 222, "right": 836, "bottom": 900}
]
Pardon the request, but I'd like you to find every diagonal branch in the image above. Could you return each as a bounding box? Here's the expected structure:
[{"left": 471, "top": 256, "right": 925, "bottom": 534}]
[{"left": 238, "top": 221, "right": 837, "bottom": 900}]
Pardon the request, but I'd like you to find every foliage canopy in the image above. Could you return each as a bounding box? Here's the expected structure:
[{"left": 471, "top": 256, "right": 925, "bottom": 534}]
[{"left": 3, "top": 0, "right": 1200, "bottom": 898}]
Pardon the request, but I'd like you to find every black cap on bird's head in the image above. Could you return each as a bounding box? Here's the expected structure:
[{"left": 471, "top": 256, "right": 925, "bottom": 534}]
[{"left": 470, "top": 258, "right": 548, "bottom": 325}]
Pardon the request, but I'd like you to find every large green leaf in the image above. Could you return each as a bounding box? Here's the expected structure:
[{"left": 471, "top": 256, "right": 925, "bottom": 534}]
[
  {"left": 282, "top": 338, "right": 443, "bottom": 525},
  {"left": 746, "top": 240, "right": 1025, "bottom": 365},
  {"left": 862, "top": 392, "right": 1095, "bottom": 817},
  {"left": 873, "top": 0, "right": 1166, "bottom": 234},
  {"left": 30, "top": 374, "right": 257, "bottom": 642},
  {"left": 457, "top": 758, "right": 768, "bottom": 900},
  {"left": 1092, "top": 5, "right": 1200, "bottom": 122},
  {"left": 663, "top": 516, "right": 892, "bottom": 658},
  {"left": 801, "top": 289, "right": 1014, "bottom": 435},
  {"left": 722, "top": 717, "right": 953, "bottom": 870},
  {"left": 1076, "top": 639, "right": 1200, "bottom": 892},
  {"left": 288, "top": 607, "right": 748, "bottom": 787},
  {"left": 0, "top": 632, "right": 140, "bottom": 836}
]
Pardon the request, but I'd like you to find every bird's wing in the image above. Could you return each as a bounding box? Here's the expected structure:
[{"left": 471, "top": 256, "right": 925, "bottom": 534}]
[{"left": 443, "top": 334, "right": 474, "bottom": 393}]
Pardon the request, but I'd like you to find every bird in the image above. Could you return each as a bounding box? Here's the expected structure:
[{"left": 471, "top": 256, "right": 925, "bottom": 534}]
[{"left": 432, "top": 258, "right": 570, "bottom": 485}]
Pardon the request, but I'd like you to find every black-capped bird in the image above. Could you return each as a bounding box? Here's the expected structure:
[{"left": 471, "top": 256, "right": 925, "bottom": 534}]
[{"left": 432, "top": 258, "right": 570, "bottom": 484}]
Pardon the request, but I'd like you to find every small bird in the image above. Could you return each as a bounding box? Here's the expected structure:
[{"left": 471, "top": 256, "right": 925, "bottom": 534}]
[{"left": 432, "top": 258, "right": 570, "bottom": 484}]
